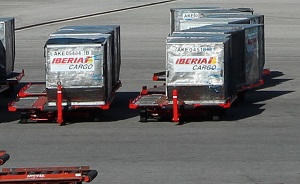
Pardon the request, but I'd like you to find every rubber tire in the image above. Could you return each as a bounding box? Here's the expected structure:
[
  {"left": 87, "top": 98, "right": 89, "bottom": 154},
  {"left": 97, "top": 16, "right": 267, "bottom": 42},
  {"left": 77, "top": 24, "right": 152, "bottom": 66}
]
[
  {"left": 3, "top": 85, "right": 14, "bottom": 97},
  {"left": 93, "top": 110, "right": 103, "bottom": 122},
  {"left": 237, "top": 92, "right": 246, "bottom": 103},
  {"left": 140, "top": 109, "right": 148, "bottom": 123},
  {"left": 212, "top": 115, "right": 220, "bottom": 121},
  {"left": 19, "top": 112, "right": 28, "bottom": 124}
]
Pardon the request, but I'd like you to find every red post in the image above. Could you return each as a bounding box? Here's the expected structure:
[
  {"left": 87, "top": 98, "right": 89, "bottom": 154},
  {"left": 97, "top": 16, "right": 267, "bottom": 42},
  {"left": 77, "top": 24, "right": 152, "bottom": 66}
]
[
  {"left": 56, "top": 84, "right": 63, "bottom": 125},
  {"left": 172, "top": 89, "right": 179, "bottom": 122}
]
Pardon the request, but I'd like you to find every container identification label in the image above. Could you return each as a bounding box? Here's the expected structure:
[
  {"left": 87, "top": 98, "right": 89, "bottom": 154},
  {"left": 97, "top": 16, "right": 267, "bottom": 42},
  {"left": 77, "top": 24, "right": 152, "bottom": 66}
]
[
  {"left": 49, "top": 50, "right": 96, "bottom": 72},
  {"left": 182, "top": 13, "right": 202, "bottom": 20}
]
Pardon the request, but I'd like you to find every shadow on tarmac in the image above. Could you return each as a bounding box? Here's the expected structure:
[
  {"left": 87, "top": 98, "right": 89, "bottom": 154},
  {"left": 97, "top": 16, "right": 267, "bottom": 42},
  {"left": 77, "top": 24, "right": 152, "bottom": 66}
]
[
  {"left": 0, "top": 89, "right": 140, "bottom": 125},
  {"left": 259, "top": 70, "right": 291, "bottom": 89},
  {"left": 223, "top": 70, "right": 294, "bottom": 121},
  {"left": 102, "top": 92, "right": 140, "bottom": 121},
  {"left": 0, "top": 82, "right": 28, "bottom": 124},
  {"left": 178, "top": 70, "right": 294, "bottom": 124},
  {"left": 0, "top": 70, "right": 294, "bottom": 125},
  {"left": 225, "top": 90, "right": 293, "bottom": 121}
]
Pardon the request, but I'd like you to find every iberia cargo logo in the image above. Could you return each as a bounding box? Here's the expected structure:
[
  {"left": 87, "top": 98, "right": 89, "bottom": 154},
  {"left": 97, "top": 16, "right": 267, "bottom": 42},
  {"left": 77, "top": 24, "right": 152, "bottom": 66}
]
[
  {"left": 173, "top": 56, "right": 218, "bottom": 72},
  {"left": 50, "top": 55, "right": 95, "bottom": 72}
]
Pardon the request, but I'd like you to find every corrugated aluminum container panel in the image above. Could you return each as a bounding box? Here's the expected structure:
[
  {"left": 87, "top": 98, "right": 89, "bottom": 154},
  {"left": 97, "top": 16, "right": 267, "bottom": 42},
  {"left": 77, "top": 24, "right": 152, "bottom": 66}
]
[
  {"left": 196, "top": 24, "right": 265, "bottom": 85},
  {"left": 170, "top": 8, "right": 253, "bottom": 33},
  {"left": 178, "top": 17, "right": 250, "bottom": 31},
  {"left": 45, "top": 34, "right": 112, "bottom": 105},
  {"left": 205, "top": 14, "right": 264, "bottom": 24},
  {"left": 166, "top": 37, "right": 236, "bottom": 103},
  {"left": 58, "top": 25, "right": 121, "bottom": 87},
  {"left": 169, "top": 32, "right": 230, "bottom": 40},
  {"left": 0, "top": 17, "right": 15, "bottom": 78}
]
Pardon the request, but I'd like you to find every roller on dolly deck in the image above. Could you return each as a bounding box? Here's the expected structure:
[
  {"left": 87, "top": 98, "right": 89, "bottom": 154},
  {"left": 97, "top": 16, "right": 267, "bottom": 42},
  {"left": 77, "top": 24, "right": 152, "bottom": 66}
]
[{"left": 0, "top": 150, "right": 98, "bottom": 184}]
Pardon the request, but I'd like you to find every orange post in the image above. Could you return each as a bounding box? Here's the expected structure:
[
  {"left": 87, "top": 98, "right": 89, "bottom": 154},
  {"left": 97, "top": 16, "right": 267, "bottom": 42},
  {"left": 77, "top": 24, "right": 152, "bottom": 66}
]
[
  {"left": 172, "top": 89, "right": 179, "bottom": 122},
  {"left": 56, "top": 83, "right": 63, "bottom": 125}
]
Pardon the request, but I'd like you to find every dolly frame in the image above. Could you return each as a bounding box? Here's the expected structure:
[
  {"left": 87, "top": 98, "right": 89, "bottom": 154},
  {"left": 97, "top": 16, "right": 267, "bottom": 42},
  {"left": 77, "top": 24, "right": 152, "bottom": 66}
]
[
  {"left": 0, "top": 150, "right": 98, "bottom": 184},
  {"left": 8, "top": 81, "right": 122, "bottom": 125},
  {"left": 130, "top": 69, "right": 270, "bottom": 123},
  {"left": 129, "top": 85, "right": 236, "bottom": 123},
  {"left": 0, "top": 166, "right": 98, "bottom": 184}
]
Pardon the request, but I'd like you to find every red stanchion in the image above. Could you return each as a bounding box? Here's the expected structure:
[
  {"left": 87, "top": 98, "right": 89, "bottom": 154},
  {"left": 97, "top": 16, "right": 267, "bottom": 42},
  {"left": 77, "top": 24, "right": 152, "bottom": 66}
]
[
  {"left": 56, "top": 83, "right": 63, "bottom": 125},
  {"left": 172, "top": 89, "right": 179, "bottom": 122}
]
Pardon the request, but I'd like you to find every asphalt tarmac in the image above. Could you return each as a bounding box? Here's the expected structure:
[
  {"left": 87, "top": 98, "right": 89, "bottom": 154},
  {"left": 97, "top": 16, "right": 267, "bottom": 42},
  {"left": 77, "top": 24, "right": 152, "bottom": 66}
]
[{"left": 0, "top": 0, "right": 299, "bottom": 183}]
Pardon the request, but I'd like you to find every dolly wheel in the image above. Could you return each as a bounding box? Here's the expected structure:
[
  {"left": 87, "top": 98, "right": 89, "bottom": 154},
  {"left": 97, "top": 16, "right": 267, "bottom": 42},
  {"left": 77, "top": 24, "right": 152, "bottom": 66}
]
[
  {"left": 93, "top": 110, "right": 103, "bottom": 122},
  {"left": 212, "top": 115, "right": 220, "bottom": 121},
  {"left": 237, "top": 92, "right": 246, "bottom": 102},
  {"left": 140, "top": 109, "right": 148, "bottom": 123},
  {"left": 19, "top": 112, "right": 28, "bottom": 124},
  {"left": 212, "top": 108, "right": 226, "bottom": 121},
  {"left": 3, "top": 85, "right": 14, "bottom": 97},
  {"left": 19, "top": 118, "right": 28, "bottom": 124}
]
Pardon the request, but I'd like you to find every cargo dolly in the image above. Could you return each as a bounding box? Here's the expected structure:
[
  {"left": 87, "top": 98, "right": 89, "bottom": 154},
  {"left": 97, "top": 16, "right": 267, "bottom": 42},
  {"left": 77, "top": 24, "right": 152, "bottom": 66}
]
[
  {"left": 130, "top": 69, "right": 269, "bottom": 123},
  {"left": 130, "top": 11, "right": 269, "bottom": 123},
  {"left": 0, "top": 150, "right": 98, "bottom": 184},
  {"left": 8, "top": 81, "right": 121, "bottom": 125},
  {"left": 8, "top": 25, "right": 122, "bottom": 125}
]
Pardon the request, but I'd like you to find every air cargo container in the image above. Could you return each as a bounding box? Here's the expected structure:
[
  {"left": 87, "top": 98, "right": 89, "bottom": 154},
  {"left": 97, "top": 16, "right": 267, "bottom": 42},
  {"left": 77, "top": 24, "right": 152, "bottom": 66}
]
[
  {"left": 165, "top": 37, "right": 236, "bottom": 103},
  {"left": 170, "top": 8, "right": 254, "bottom": 33},
  {"left": 175, "top": 24, "right": 265, "bottom": 86},
  {"left": 169, "top": 32, "right": 230, "bottom": 39},
  {"left": 57, "top": 25, "right": 121, "bottom": 87},
  {"left": 178, "top": 17, "right": 250, "bottom": 31},
  {"left": 0, "top": 17, "right": 15, "bottom": 78},
  {"left": 45, "top": 32, "right": 113, "bottom": 106},
  {"left": 205, "top": 14, "right": 264, "bottom": 24},
  {"left": 0, "top": 17, "right": 24, "bottom": 96}
]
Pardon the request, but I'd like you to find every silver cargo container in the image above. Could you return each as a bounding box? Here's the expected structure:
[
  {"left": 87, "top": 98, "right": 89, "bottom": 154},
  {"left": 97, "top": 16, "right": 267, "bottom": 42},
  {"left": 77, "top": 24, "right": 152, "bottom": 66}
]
[
  {"left": 205, "top": 14, "right": 264, "bottom": 24},
  {"left": 168, "top": 32, "right": 229, "bottom": 40},
  {"left": 0, "top": 17, "right": 15, "bottom": 78},
  {"left": 178, "top": 24, "right": 265, "bottom": 86},
  {"left": 178, "top": 17, "right": 250, "bottom": 32},
  {"left": 58, "top": 25, "right": 121, "bottom": 87},
  {"left": 166, "top": 37, "right": 236, "bottom": 104},
  {"left": 170, "top": 8, "right": 253, "bottom": 33},
  {"left": 45, "top": 33, "right": 112, "bottom": 106}
]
